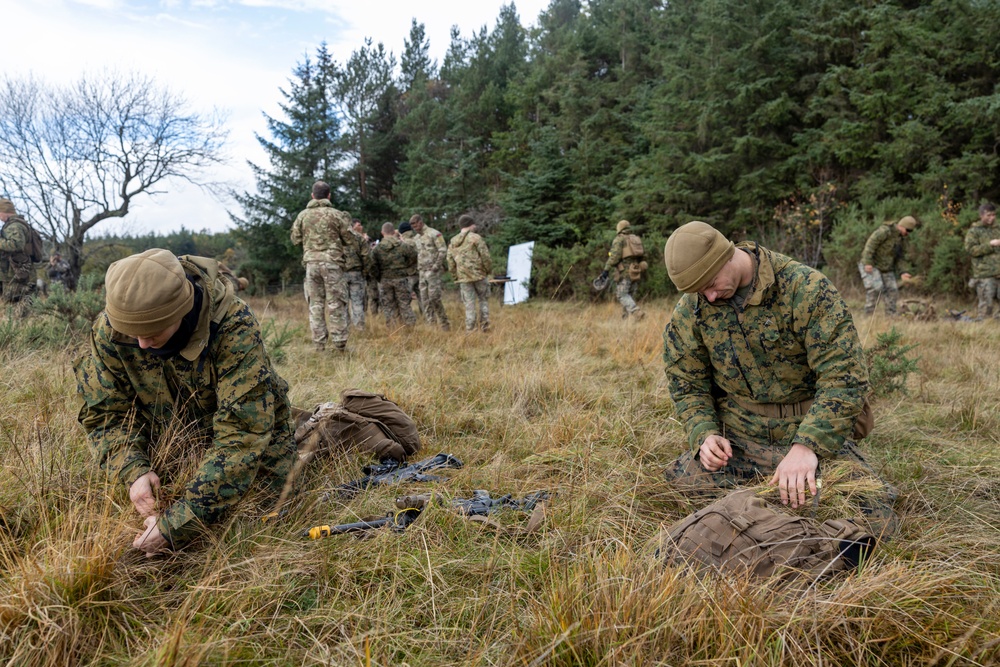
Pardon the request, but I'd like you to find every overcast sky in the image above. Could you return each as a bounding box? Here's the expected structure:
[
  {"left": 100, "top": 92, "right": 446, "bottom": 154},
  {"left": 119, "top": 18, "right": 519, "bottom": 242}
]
[{"left": 3, "top": 0, "right": 551, "bottom": 236}]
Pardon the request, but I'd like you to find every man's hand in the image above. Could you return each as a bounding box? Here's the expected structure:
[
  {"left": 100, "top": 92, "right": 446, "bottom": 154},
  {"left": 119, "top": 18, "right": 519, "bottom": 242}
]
[
  {"left": 864, "top": 264, "right": 874, "bottom": 274},
  {"left": 132, "top": 515, "right": 170, "bottom": 557},
  {"left": 698, "top": 434, "right": 732, "bottom": 472},
  {"left": 129, "top": 471, "right": 160, "bottom": 517},
  {"left": 599, "top": 270, "right": 609, "bottom": 281},
  {"left": 769, "top": 443, "right": 819, "bottom": 509},
  {"left": 901, "top": 272, "right": 912, "bottom": 281},
  {"left": 990, "top": 239, "right": 1000, "bottom": 247}
]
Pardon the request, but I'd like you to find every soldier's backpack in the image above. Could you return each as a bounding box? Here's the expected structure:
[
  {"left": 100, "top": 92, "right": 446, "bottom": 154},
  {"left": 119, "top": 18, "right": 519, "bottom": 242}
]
[
  {"left": 657, "top": 489, "right": 875, "bottom": 583},
  {"left": 621, "top": 233, "right": 645, "bottom": 259},
  {"left": 2, "top": 218, "right": 44, "bottom": 263},
  {"left": 293, "top": 388, "right": 421, "bottom": 463}
]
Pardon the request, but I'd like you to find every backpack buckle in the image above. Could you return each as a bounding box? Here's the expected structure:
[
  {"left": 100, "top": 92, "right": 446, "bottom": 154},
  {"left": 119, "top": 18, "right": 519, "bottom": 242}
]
[{"left": 729, "top": 515, "right": 753, "bottom": 532}]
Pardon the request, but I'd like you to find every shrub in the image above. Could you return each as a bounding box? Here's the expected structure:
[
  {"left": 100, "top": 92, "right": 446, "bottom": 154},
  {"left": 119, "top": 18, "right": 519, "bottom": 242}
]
[{"left": 866, "top": 327, "right": 920, "bottom": 397}]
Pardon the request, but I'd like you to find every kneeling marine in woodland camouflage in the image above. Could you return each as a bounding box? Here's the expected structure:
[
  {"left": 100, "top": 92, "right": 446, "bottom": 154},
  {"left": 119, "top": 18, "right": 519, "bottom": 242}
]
[
  {"left": 75, "top": 249, "right": 299, "bottom": 556},
  {"left": 662, "top": 221, "right": 898, "bottom": 541}
]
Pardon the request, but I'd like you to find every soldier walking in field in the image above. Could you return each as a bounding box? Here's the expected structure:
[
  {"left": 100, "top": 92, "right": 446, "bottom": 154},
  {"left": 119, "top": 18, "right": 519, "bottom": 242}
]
[
  {"left": 662, "top": 221, "right": 897, "bottom": 539},
  {"left": 447, "top": 214, "right": 493, "bottom": 332},
  {"left": 964, "top": 203, "right": 1000, "bottom": 320},
  {"left": 290, "top": 181, "right": 355, "bottom": 352},
  {"left": 0, "top": 197, "right": 38, "bottom": 314},
  {"left": 598, "top": 219, "right": 646, "bottom": 320},
  {"left": 372, "top": 222, "right": 418, "bottom": 328},
  {"left": 409, "top": 213, "right": 451, "bottom": 331},
  {"left": 859, "top": 215, "right": 918, "bottom": 316}
]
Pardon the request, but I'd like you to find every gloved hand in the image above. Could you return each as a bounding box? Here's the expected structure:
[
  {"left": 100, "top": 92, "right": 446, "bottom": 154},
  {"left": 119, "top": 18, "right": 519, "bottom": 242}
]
[{"left": 599, "top": 270, "right": 609, "bottom": 281}]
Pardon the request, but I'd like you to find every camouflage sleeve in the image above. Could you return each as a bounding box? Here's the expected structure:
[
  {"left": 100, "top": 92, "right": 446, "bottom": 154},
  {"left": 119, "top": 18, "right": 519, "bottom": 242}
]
[
  {"left": 360, "top": 238, "right": 373, "bottom": 276},
  {"left": 371, "top": 248, "right": 383, "bottom": 282},
  {"left": 663, "top": 297, "right": 722, "bottom": 449},
  {"left": 477, "top": 238, "right": 493, "bottom": 275},
  {"left": 434, "top": 233, "right": 448, "bottom": 268},
  {"left": 290, "top": 211, "right": 304, "bottom": 246},
  {"left": 859, "top": 226, "right": 886, "bottom": 267},
  {"left": 965, "top": 227, "right": 994, "bottom": 258},
  {"left": 446, "top": 245, "right": 457, "bottom": 275},
  {"left": 75, "top": 317, "right": 154, "bottom": 486},
  {"left": 791, "top": 272, "right": 868, "bottom": 458},
  {"left": 604, "top": 235, "right": 624, "bottom": 272},
  {"left": 0, "top": 221, "right": 28, "bottom": 253},
  {"left": 156, "top": 303, "right": 281, "bottom": 548}
]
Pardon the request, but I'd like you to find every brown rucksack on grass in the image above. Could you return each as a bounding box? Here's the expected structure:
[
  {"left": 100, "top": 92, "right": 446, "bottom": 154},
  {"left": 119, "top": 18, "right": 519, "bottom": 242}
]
[
  {"left": 657, "top": 489, "right": 875, "bottom": 583},
  {"left": 293, "top": 389, "right": 421, "bottom": 463}
]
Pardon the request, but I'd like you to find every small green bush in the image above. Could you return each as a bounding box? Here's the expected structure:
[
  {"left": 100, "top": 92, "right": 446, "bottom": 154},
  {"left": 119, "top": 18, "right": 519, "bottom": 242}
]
[{"left": 866, "top": 327, "right": 920, "bottom": 397}]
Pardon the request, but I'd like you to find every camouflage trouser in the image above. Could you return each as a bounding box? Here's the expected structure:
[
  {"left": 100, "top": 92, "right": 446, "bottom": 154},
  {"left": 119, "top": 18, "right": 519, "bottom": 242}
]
[
  {"left": 972, "top": 277, "right": 1000, "bottom": 320},
  {"left": 615, "top": 276, "right": 640, "bottom": 316},
  {"left": 459, "top": 279, "right": 491, "bottom": 331},
  {"left": 380, "top": 277, "right": 416, "bottom": 327},
  {"left": 367, "top": 277, "right": 380, "bottom": 314},
  {"left": 304, "top": 261, "right": 348, "bottom": 350},
  {"left": 344, "top": 270, "right": 366, "bottom": 329},
  {"left": 858, "top": 263, "right": 899, "bottom": 315},
  {"left": 664, "top": 400, "right": 899, "bottom": 540},
  {"left": 1, "top": 278, "right": 37, "bottom": 318},
  {"left": 419, "top": 269, "right": 450, "bottom": 328}
]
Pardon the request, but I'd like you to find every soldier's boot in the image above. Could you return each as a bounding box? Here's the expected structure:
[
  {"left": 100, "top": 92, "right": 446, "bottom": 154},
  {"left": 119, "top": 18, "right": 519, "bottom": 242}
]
[
  {"left": 441, "top": 321, "right": 451, "bottom": 332},
  {"left": 313, "top": 343, "right": 325, "bottom": 352},
  {"left": 634, "top": 310, "right": 646, "bottom": 321}
]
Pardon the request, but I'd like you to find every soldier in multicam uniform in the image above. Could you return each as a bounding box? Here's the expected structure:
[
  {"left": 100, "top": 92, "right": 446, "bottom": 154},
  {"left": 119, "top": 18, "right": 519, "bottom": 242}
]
[
  {"left": 409, "top": 213, "right": 451, "bottom": 331},
  {"left": 372, "top": 222, "right": 418, "bottom": 328},
  {"left": 859, "top": 215, "right": 918, "bottom": 316},
  {"left": 290, "top": 181, "right": 355, "bottom": 352},
  {"left": 599, "top": 219, "right": 646, "bottom": 320},
  {"left": 0, "top": 198, "right": 38, "bottom": 314},
  {"left": 74, "top": 249, "right": 299, "bottom": 555},
  {"left": 662, "top": 221, "right": 897, "bottom": 538},
  {"left": 447, "top": 214, "right": 493, "bottom": 332},
  {"left": 353, "top": 219, "right": 380, "bottom": 315},
  {"left": 342, "top": 223, "right": 372, "bottom": 330},
  {"left": 398, "top": 221, "right": 421, "bottom": 316},
  {"left": 964, "top": 203, "right": 1000, "bottom": 320}
]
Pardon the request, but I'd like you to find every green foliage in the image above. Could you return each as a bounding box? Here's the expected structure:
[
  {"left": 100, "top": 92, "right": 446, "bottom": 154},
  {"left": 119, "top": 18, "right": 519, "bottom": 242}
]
[
  {"left": 866, "top": 327, "right": 919, "bottom": 397},
  {"left": 260, "top": 318, "right": 301, "bottom": 365},
  {"left": 30, "top": 275, "right": 106, "bottom": 333}
]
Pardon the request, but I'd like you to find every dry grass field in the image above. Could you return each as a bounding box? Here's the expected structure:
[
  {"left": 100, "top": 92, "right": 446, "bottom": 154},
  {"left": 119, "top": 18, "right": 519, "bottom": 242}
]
[{"left": 1, "top": 288, "right": 999, "bottom": 666}]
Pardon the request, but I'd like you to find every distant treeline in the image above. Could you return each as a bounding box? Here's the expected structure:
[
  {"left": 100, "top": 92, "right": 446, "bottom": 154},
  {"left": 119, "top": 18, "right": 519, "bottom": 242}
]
[{"left": 226, "top": 0, "right": 1000, "bottom": 297}]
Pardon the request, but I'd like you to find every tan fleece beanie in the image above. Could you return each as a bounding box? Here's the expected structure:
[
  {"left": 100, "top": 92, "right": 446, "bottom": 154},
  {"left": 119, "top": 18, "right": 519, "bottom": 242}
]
[
  {"left": 897, "top": 215, "right": 918, "bottom": 231},
  {"left": 105, "top": 249, "right": 194, "bottom": 337},
  {"left": 0, "top": 198, "right": 15, "bottom": 214},
  {"left": 616, "top": 220, "right": 630, "bottom": 233},
  {"left": 664, "top": 221, "right": 735, "bottom": 293}
]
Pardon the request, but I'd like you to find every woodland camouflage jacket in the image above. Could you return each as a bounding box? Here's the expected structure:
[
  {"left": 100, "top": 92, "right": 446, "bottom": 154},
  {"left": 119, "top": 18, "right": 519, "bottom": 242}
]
[
  {"left": 342, "top": 229, "right": 372, "bottom": 274},
  {"left": 860, "top": 223, "right": 907, "bottom": 273},
  {"left": 447, "top": 230, "right": 492, "bottom": 283},
  {"left": 75, "top": 256, "right": 297, "bottom": 548},
  {"left": 603, "top": 231, "right": 642, "bottom": 272},
  {"left": 964, "top": 221, "right": 1000, "bottom": 279},
  {"left": 663, "top": 243, "right": 869, "bottom": 459},
  {"left": 0, "top": 215, "right": 31, "bottom": 282},
  {"left": 290, "top": 199, "right": 355, "bottom": 266}
]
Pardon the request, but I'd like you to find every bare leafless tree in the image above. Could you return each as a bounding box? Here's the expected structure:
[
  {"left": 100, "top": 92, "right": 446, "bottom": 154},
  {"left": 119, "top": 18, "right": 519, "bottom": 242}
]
[{"left": 0, "top": 71, "right": 228, "bottom": 286}]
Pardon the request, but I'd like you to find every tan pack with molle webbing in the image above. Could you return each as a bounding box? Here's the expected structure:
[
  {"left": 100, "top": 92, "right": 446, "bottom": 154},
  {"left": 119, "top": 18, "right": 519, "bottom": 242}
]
[{"left": 656, "top": 489, "right": 875, "bottom": 582}]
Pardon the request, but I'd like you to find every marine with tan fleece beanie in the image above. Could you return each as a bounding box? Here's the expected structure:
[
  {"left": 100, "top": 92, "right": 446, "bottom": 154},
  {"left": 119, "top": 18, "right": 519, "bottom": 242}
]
[
  {"left": 0, "top": 197, "right": 38, "bottom": 309},
  {"left": 661, "top": 221, "right": 898, "bottom": 539},
  {"left": 75, "top": 249, "right": 299, "bottom": 556}
]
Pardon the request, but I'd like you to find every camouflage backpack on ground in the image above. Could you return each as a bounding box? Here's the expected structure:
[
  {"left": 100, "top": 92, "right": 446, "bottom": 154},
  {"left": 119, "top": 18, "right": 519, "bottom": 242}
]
[{"left": 657, "top": 489, "right": 875, "bottom": 583}]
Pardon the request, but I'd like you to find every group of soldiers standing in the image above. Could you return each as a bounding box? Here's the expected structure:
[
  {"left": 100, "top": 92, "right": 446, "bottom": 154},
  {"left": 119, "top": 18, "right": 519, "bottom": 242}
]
[{"left": 290, "top": 181, "right": 494, "bottom": 352}]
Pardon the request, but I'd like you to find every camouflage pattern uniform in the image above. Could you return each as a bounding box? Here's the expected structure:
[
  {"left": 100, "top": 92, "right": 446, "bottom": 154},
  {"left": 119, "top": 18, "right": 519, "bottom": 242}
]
[
  {"left": 290, "top": 199, "right": 354, "bottom": 351},
  {"left": 413, "top": 225, "right": 451, "bottom": 329},
  {"left": 604, "top": 230, "right": 643, "bottom": 318},
  {"left": 400, "top": 230, "right": 421, "bottom": 316},
  {"left": 447, "top": 229, "right": 493, "bottom": 331},
  {"left": 664, "top": 243, "right": 897, "bottom": 538},
  {"left": 342, "top": 229, "right": 372, "bottom": 330},
  {"left": 74, "top": 256, "right": 298, "bottom": 549},
  {"left": 372, "top": 235, "right": 418, "bottom": 327},
  {"left": 964, "top": 220, "right": 1000, "bottom": 319},
  {"left": 0, "top": 214, "right": 38, "bottom": 311},
  {"left": 859, "top": 223, "right": 907, "bottom": 316}
]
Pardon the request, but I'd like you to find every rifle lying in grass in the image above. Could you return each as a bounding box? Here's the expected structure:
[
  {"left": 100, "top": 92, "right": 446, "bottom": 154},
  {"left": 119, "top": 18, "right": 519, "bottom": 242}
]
[
  {"left": 331, "top": 452, "right": 464, "bottom": 499},
  {"left": 302, "top": 496, "right": 427, "bottom": 540},
  {"left": 302, "top": 490, "right": 551, "bottom": 540}
]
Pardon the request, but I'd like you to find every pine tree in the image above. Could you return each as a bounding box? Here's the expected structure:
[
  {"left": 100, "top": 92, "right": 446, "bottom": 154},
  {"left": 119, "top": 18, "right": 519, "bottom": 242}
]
[{"left": 231, "top": 45, "right": 343, "bottom": 288}]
